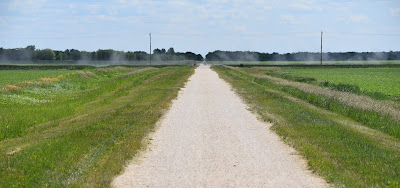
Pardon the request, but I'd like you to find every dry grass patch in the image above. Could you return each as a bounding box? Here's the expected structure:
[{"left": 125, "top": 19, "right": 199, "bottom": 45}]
[
  {"left": 4, "top": 85, "right": 19, "bottom": 90},
  {"left": 40, "top": 77, "right": 59, "bottom": 82}
]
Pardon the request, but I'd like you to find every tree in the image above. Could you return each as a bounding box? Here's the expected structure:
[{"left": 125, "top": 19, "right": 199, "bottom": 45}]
[
  {"left": 70, "top": 49, "right": 81, "bottom": 60},
  {"left": 64, "top": 49, "right": 71, "bottom": 60},
  {"left": 25, "top": 45, "right": 36, "bottom": 59},
  {"left": 36, "top": 49, "right": 55, "bottom": 60},
  {"left": 153, "top": 48, "right": 162, "bottom": 54},
  {"left": 54, "top": 51, "right": 64, "bottom": 60},
  {"left": 96, "top": 49, "right": 114, "bottom": 60},
  {"left": 25, "top": 45, "right": 35, "bottom": 52},
  {"left": 167, "top": 47, "right": 175, "bottom": 55}
]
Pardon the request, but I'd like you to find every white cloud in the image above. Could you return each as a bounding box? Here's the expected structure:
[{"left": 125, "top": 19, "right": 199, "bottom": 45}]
[
  {"left": 0, "top": 17, "right": 6, "bottom": 25},
  {"left": 233, "top": 24, "right": 246, "bottom": 32},
  {"left": 350, "top": 15, "right": 370, "bottom": 23},
  {"left": 207, "top": 0, "right": 228, "bottom": 4},
  {"left": 336, "top": 14, "right": 370, "bottom": 24},
  {"left": 390, "top": 8, "right": 400, "bottom": 16},
  {"left": 87, "top": 4, "right": 100, "bottom": 14},
  {"left": 8, "top": 0, "right": 47, "bottom": 12},
  {"left": 289, "top": 0, "right": 322, "bottom": 11},
  {"left": 280, "top": 14, "right": 304, "bottom": 24},
  {"left": 378, "top": 0, "right": 393, "bottom": 4},
  {"left": 290, "top": 3, "right": 311, "bottom": 10},
  {"left": 331, "top": 1, "right": 357, "bottom": 12},
  {"left": 96, "top": 15, "right": 117, "bottom": 21}
]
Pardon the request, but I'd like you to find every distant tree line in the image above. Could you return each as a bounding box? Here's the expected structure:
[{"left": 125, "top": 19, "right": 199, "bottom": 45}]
[
  {"left": 152, "top": 47, "right": 203, "bottom": 61},
  {"left": 0, "top": 46, "right": 204, "bottom": 61},
  {"left": 205, "top": 51, "right": 400, "bottom": 61},
  {"left": 3, "top": 46, "right": 400, "bottom": 62}
]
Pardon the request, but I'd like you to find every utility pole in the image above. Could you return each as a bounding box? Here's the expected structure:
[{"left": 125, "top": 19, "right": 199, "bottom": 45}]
[
  {"left": 320, "top": 31, "right": 323, "bottom": 65},
  {"left": 149, "top": 33, "right": 152, "bottom": 66}
]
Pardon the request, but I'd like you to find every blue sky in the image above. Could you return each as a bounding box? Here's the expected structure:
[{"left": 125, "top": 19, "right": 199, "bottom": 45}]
[{"left": 0, "top": 0, "right": 399, "bottom": 55}]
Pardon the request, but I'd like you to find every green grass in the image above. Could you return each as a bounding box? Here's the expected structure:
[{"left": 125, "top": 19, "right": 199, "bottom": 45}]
[
  {"left": 213, "top": 65, "right": 400, "bottom": 187},
  {"left": 229, "top": 66, "right": 400, "bottom": 138},
  {"left": 284, "top": 68, "right": 400, "bottom": 97},
  {"left": 0, "top": 60, "right": 200, "bottom": 66},
  {"left": 208, "top": 60, "right": 400, "bottom": 65},
  {"left": 0, "top": 70, "right": 74, "bottom": 87},
  {"left": 0, "top": 65, "right": 194, "bottom": 187}
]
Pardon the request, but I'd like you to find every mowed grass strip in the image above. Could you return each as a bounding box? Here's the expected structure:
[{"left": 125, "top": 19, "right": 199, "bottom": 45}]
[
  {"left": 212, "top": 65, "right": 400, "bottom": 187},
  {"left": 0, "top": 66, "right": 194, "bottom": 187},
  {"left": 227, "top": 66, "right": 400, "bottom": 138},
  {"left": 0, "top": 67, "right": 145, "bottom": 140}
]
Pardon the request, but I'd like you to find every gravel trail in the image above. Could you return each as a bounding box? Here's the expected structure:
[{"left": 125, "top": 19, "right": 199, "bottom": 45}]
[{"left": 113, "top": 65, "right": 328, "bottom": 187}]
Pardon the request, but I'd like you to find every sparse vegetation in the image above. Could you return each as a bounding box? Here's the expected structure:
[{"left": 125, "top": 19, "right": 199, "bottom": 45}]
[
  {"left": 212, "top": 65, "right": 400, "bottom": 187},
  {"left": 0, "top": 65, "right": 194, "bottom": 187}
]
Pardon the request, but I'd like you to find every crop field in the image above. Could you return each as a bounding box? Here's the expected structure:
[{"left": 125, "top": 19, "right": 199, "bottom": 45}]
[
  {"left": 0, "top": 65, "right": 194, "bottom": 187},
  {"left": 212, "top": 65, "right": 400, "bottom": 187},
  {"left": 284, "top": 68, "right": 400, "bottom": 97}
]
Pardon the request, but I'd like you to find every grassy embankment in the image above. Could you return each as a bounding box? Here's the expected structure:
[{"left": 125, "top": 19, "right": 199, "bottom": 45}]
[
  {"left": 0, "top": 65, "right": 194, "bottom": 187},
  {"left": 212, "top": 65, "right": 400, "bottom": 187}
]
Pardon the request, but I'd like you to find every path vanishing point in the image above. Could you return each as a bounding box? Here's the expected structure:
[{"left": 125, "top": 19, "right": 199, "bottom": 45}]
[{"left": 113, "top": 65, "right": 328, "bottom": 187}]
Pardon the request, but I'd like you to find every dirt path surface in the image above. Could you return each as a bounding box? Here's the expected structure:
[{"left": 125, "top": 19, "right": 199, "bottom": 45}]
[{"left": 112, "top": 65, "right": 328, "bottom": 187}]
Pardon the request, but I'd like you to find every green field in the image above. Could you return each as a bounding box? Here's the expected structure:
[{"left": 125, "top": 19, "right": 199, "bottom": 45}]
[
  {"left": 2, "top": 64, "right": 399, "bottom": 187},
  {"left": 213, "top": 65, "right": 400, "bottom": 187},
  {"left": 0, "top": 66, "right": 194, "bottom": 187},
  {"left": 0, "top": 70, "right": 74, "bottom": 87},
  {"left": 0, "top": 60, "right": 199, "bottom": 66},
  {"left": 284, "top": 68, "right": 400, "bottom": 97},
  {"left": 208, "top": 60, "right": 400, "bottom": 65}
]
